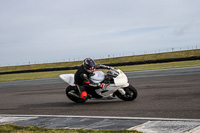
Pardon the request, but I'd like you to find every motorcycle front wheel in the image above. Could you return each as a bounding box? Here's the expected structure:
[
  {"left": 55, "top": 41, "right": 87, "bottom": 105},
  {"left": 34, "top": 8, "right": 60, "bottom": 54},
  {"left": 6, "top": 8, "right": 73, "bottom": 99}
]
[
  {"left": 66, "top": 86, "right": 87, "bottom": 103},
  {"left": 116, "top": 85, "right": 138, "bottom": 101}
]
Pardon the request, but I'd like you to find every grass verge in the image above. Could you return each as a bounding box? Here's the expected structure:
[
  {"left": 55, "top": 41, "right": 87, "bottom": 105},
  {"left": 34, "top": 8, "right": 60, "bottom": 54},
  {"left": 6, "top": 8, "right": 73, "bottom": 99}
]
[
  {"left": 0, "top": 49, "right": 200, "bottom": 73},
  {"left": 0, "top": 60, "right": 200, "bottom": 82},
  {"left": 0, "top": 124, "right": 141, "bottom": 133}
]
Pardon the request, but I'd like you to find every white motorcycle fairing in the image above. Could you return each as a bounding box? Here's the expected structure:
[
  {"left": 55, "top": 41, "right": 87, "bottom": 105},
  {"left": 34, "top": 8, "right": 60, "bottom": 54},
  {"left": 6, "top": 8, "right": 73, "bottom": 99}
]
[
  {"left": 91, "top": 69, "right": 129, "bottom": 97},
  {"left": 89, "top": 71, "right": 105, "bottom": 83},
  {"left": 113, "top": 69, "right": 129, "bottom": 87},
  {"left": 59, "top": 74, "right": 75, "bottom": 86},
  {"left": 59, "top": 69, "right": 129, "bottom": 99}
]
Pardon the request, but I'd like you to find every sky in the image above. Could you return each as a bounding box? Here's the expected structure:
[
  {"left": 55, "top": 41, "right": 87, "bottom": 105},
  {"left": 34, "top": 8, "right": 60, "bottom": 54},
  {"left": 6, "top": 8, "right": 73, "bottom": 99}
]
[{"left": 0, "top": 0, "right": 200, "bottom": 66}]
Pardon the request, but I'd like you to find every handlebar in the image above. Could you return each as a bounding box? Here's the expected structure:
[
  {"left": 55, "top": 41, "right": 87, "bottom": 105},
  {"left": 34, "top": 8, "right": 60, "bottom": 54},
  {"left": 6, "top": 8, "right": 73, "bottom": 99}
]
[{"left": 107, "top": 68, "right": 119, "bottom": 78}]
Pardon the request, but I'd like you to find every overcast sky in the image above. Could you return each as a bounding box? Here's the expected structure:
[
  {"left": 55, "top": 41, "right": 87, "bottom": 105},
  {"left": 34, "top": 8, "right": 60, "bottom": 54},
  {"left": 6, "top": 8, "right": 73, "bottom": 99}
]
[{"left": 0, "top": 0, "right": 200, "bottom": 66}]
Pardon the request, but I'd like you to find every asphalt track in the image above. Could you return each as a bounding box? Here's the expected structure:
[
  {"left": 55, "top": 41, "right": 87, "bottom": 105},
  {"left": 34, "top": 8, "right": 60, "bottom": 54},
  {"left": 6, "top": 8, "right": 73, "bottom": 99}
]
[{"left": 0, "top": 66, "right": 200, "bottom": 119}]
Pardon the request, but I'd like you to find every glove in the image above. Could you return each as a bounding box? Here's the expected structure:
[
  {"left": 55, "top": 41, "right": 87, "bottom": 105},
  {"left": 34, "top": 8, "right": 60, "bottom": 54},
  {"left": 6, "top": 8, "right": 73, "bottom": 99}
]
[
  {"left": 99, "top": 83, "right": 106, "bottom": 91},
  {"left": 109, "top": 66, "right": 114, "bottom": 70},
  {"left": 99, "top": 83, "right": 105, "bottom": 88}
]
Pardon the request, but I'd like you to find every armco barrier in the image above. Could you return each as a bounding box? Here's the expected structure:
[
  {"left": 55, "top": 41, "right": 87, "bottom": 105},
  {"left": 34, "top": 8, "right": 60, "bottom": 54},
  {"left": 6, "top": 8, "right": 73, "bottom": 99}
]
[{"left": 0, "top": 56, "right": 200, "bottom": 75}]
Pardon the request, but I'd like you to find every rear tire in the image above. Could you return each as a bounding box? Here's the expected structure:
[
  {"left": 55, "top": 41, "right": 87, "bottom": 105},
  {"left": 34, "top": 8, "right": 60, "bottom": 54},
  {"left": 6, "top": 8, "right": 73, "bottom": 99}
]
[
  {"left": 66, "top": 86, "right": 86, "bottom": 103},
  {"left": 116, "top": 85, "right": 138, "bottom": 101}
]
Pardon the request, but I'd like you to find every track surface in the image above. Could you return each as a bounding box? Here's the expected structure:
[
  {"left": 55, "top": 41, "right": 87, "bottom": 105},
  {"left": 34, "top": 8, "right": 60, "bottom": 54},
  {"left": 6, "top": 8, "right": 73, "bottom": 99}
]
[{"left": 0, "top": 66, "right": 200, "bottom": 119}]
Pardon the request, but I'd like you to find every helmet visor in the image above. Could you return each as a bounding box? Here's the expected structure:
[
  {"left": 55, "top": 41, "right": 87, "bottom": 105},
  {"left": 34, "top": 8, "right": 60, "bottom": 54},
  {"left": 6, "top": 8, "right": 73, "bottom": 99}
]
[{"left": 85, "top": 66, "right": 95, "bottom": 73}]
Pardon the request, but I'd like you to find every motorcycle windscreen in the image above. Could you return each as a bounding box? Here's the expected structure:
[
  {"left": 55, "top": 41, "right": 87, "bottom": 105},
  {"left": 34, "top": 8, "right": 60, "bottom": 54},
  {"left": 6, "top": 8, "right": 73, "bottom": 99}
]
[{"left": 114, "top": 70, "right": 128, "bottom": 86}]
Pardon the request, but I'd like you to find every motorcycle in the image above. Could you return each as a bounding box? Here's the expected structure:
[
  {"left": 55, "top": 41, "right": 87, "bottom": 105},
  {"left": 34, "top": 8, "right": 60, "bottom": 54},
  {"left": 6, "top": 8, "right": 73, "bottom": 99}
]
[{"left": 59, "top": 68, "right": 138, "bottom": 103}]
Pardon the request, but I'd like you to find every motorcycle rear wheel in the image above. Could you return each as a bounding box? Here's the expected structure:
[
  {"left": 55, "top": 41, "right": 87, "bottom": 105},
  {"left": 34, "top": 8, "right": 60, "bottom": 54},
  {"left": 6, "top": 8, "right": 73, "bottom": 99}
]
[
  {"left": 116, "top": 85, "right": 138, "bottom": 101},
  {"left": 66, "top": 86, "right": 86, "bottom": 103}
]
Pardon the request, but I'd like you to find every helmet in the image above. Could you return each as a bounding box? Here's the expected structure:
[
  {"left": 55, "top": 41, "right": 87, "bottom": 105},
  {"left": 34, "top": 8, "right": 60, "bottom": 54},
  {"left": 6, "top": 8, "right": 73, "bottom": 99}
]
[{"left": 83, "top": 58, "right": 96, "bottom": 73}]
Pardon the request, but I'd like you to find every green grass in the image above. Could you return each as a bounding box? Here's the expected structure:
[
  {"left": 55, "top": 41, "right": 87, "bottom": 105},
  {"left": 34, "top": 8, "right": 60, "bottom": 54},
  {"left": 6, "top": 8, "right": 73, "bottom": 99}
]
[
  {"left": 118, "top": 60, "right": 200, "bottom": 72},
  {"left": 1, "top": 49, "right": 200, "bottom": 73},
  {"left": 0, "top": 70, "right": 76, "bottom": 82},
  {"left": 0, "top": 60, "right": 200, "bottom": 82},
  {"left": 0, "top": 124, "right": 141, "bottom": 133},
  {"left": 0, "top": 49, "right": 200, "bottom": 82}
]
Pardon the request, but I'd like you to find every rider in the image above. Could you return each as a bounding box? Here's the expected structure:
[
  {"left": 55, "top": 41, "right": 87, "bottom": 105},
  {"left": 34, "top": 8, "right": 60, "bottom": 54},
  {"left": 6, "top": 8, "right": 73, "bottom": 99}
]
[{"left": 74, "top": 58, "right": 112, "bottom": 100}]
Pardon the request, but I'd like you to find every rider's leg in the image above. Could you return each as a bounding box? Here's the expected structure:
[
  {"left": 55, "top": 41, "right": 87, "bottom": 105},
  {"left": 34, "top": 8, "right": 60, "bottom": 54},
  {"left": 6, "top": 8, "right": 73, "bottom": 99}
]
[{"left": 77, "top": 85, "right": 88, "bottom": 100}]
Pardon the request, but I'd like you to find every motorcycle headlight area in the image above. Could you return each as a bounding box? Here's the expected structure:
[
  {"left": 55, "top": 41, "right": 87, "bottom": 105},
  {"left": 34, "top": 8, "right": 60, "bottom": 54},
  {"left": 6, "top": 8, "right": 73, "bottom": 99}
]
[{"left": 113, "top": 70, "right": 129, "bottom": 86}]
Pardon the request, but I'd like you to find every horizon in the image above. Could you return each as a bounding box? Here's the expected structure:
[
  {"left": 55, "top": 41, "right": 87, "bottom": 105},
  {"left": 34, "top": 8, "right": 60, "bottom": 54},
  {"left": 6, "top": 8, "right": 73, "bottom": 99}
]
[{"left": 1, "top": 48, "right": 199, "bottom": 67}]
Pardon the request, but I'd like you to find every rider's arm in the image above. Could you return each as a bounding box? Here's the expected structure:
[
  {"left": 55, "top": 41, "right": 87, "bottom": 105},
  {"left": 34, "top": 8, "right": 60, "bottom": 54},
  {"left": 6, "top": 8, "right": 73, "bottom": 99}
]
[
  {"left": 80, "top": 73, "right": 100, "bottom": 87},
  {"left": 96, "top": 64, "right": 113, "bottom": 69}
]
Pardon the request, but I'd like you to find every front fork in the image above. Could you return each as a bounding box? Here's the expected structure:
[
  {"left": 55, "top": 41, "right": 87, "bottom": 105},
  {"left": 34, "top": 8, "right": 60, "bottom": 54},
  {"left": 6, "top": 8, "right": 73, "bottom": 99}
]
[
  {"left": 117, "top": 83, "right": 129, "bottom": 96},
  {"left": 118, "top": 88, "right": 126, "bottom": 95}
]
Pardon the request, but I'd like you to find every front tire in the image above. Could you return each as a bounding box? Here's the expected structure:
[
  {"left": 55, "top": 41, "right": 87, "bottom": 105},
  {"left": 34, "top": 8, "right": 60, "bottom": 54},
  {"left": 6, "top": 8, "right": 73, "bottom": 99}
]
[
  {"left": 116, "top": 85, "right": 138, "bottom": 101},
  {"left": 66, "top": 86, "right": 86, "bottom": 103}
]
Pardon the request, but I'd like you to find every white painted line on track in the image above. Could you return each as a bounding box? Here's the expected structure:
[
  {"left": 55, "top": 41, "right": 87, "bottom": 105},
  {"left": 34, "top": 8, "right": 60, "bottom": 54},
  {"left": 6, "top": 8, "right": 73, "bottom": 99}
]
[
  {"left": 1, "top": 114, "right": 200, "bottom": 122},
  {"left": 187, "top": 126, "right": 200, "bottom": 133},
  {"left": 129, "top": 121, "right": 200, "bottom": 133},
  {"left": 1, "top": 114, "right": 200, "bottom": 132},
  {"left": 0, "top": 116, "right": 37, "bottom": 124},
  {"left": 128, "top": 121, "right": 152, "bottom": 132}
]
